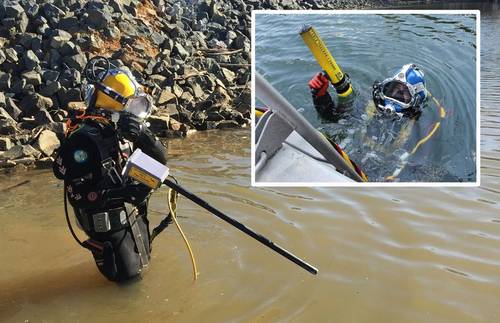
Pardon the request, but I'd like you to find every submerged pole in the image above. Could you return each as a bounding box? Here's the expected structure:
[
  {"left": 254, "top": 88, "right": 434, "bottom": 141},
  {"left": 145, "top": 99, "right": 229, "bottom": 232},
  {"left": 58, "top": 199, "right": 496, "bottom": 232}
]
[{"left": 163, "top": 178, "right": 319, "bottom": 275}]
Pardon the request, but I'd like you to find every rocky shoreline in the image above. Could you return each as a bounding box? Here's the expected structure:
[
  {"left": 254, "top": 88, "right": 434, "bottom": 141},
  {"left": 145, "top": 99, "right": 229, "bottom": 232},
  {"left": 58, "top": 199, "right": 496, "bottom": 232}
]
[{"left": 0, "top": 0, "right": 375, "bottom": 170}]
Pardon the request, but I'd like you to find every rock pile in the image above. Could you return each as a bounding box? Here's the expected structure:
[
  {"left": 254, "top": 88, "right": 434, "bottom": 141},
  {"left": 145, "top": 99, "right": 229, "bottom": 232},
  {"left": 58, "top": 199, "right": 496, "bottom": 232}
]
[{"left": 0, "top": 0, "right": 372, "bottom": 170}]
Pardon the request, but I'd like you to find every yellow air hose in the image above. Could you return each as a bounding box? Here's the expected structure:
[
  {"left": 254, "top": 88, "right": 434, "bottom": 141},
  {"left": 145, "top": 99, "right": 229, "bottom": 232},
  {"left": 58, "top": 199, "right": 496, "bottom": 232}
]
[
  {"left": 168, "top": 187, "right": 199, "bottom": 281},
  {"left": 300, "top": 25, "right": 353, "bottom": 98},
  {"left": 386, "top": 91, "right": 447, "bottom": 181}
]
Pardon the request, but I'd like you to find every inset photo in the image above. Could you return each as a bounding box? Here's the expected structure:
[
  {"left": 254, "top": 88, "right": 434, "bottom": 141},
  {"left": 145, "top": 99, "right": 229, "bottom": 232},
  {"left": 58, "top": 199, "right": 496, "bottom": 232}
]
[{"left": 252, "top": 10, "right": 479, "bottom": 186}]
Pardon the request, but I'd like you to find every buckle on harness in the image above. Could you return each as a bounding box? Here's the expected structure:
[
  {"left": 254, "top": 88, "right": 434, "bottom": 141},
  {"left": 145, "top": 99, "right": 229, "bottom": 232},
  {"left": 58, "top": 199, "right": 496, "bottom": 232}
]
[
  {"left": 93, "top": 211, "right": 111, "bottom": 232},
  {"left": 102, "top": 158, "right": 122, "bottom": 184}
]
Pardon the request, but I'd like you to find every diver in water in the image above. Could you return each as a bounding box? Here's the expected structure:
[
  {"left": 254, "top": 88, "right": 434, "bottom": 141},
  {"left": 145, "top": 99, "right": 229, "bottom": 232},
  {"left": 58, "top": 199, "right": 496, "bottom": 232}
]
[
  {"left": 309, "top": 63, "right": 428, "bottom": 122},
  {"left": 309, "top": 63, "right": 429, "bottom": 180},
  {"left": 53, "top": 56, "right": 167, "bottom": 282}
]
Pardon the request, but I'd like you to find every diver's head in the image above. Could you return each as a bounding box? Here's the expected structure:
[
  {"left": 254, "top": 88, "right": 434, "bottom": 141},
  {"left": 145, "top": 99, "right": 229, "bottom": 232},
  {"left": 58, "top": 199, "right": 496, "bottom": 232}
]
[
  {"left": 372, "top": 63, "right": 427, "bottom": 118},
  {"left": 84, "top": 56, "right": 152, "bottom": 120}
]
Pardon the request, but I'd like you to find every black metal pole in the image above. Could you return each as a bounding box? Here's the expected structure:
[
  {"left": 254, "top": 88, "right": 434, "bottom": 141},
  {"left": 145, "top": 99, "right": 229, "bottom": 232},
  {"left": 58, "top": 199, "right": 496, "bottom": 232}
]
[{"left": 163, "top": 179, "right": 318, "bottom": 275}]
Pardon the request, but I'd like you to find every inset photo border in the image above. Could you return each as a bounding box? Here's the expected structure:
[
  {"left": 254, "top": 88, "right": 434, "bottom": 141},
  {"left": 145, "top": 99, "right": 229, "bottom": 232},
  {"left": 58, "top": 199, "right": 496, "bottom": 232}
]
[{"left": 251, "top": 10, "right": 480, "bottom": 187}]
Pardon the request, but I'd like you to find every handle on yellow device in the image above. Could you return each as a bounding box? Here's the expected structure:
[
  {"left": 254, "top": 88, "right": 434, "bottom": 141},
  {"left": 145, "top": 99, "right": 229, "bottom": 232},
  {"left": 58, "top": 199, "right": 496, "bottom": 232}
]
[{"left": 300, "top": 25, "right": 353, "bottom": 98}]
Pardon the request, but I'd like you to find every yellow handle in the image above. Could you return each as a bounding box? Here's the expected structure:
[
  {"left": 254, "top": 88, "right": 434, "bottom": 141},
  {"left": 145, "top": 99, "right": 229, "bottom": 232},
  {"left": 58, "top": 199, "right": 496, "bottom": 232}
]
[{"left": 300, "top": 25, "right": 353, "bottom": 97}]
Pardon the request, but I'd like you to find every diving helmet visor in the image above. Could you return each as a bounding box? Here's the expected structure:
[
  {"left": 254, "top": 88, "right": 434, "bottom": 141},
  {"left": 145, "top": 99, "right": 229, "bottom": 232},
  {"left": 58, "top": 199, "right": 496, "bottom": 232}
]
[
  {"left": 382, "top": 81, "right": 412, "bottom": 104},
  {"left": 123, "top": 95, "right": 153, "bottom": 120}
]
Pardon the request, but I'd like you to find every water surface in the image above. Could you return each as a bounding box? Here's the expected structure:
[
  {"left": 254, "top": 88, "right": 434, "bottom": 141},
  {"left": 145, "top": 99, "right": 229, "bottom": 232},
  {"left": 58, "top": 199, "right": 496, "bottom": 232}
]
[{"left": 1, "top": 3, "right": 500, "bottom": 323}]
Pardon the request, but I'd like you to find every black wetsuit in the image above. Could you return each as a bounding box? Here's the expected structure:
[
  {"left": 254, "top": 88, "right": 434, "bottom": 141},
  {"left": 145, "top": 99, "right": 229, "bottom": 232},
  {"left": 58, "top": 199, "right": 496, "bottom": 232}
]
[
  {"left": 53, "top": 116, "right": 167, "bottom": 282},
  {"left": 312, "top": 91, "right": 346, "bottom": 122}
]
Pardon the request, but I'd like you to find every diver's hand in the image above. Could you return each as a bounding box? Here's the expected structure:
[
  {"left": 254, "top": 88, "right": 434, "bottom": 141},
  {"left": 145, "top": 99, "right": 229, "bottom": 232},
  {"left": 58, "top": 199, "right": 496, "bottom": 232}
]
[
  {"left": 309, "top": 72, "right": 330, "bottom": 97},
  {"left": 117, "top": 112, "right": 143, "bottom": 142}
]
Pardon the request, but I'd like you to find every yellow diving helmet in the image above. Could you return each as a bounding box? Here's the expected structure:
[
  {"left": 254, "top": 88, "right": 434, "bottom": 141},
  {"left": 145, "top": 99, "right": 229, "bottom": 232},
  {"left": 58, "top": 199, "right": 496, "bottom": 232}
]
[
  {"left": 84, "top": 57, "right": 153, "bottom": 119},
  {"left": 91, "top": 69, "right": 152, "bottom": 120},
  {"left": 95, "top": 70, "right": 138, "bottom": 111}
]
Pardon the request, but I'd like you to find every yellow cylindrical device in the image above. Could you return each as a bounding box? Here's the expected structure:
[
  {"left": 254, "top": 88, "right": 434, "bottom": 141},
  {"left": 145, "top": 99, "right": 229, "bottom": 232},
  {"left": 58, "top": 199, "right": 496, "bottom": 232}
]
[{"left": 300, "top": 25, "right": 353, "bottom": 97}]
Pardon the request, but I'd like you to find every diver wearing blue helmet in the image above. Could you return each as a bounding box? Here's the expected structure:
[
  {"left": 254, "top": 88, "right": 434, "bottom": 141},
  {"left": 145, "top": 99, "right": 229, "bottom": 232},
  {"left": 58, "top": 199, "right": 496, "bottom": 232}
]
[
  {"left": 309, "top": 63, "right": 428, "bottom": 120},
  {"left": 372, "top": 63, "right": 428, "bottom": 119}
]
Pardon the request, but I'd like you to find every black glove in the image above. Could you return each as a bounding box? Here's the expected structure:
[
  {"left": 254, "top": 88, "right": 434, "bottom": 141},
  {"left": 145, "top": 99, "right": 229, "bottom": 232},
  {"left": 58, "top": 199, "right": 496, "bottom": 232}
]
[{"left": 117, "top": 112, "right": 143, "bottom": 142}]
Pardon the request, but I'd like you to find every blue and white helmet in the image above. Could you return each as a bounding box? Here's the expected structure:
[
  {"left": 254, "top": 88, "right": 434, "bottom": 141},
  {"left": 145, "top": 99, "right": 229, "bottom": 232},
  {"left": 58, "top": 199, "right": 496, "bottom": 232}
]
[{"left": 373, "top": 63, "right": 428, "bottom": 117}]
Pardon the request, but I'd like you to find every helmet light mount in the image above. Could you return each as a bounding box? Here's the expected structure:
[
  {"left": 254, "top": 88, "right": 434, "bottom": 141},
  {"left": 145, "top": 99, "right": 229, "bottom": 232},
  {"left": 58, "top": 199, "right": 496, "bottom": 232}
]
[{"left": 84, "top": 56, "right": 111, "bottom": 84}]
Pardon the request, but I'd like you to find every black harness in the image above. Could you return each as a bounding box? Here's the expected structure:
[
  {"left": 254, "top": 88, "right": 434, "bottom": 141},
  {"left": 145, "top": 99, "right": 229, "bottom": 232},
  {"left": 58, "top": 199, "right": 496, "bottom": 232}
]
[{"left": 54, "top": 120, "right": 123, "bottom": 211}]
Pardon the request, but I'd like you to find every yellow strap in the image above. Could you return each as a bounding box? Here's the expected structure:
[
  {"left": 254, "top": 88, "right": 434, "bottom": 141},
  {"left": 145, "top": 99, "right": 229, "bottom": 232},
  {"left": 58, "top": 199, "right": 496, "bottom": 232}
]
[
  {"left": 410, "top": 122, "right": 441, "bottom": 155},
  {"left": 168, "top": 188, "right": 199, "bottom": 281},
  {"left": 385, "top": 91, "right": 446, "bottom": 181}
]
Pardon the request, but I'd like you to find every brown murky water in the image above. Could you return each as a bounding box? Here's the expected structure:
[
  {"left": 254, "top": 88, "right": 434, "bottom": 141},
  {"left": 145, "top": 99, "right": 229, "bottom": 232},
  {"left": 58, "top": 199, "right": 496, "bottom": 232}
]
[
  {"left": 1, "top": 121, "right": 500, "bottom": 323},
  {"left": 2, "top": 5, "right": 500, "bottom": 323}
]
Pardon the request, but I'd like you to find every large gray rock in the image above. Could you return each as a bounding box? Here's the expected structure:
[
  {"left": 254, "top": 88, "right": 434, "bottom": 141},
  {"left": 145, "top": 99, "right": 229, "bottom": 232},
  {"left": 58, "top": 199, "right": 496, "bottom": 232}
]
[
  {"left": 22, "top": 71, "right": 42, "bottom": 86},
  {"left": 157, "top": 89, "right": 176, "bottom": 105},
  {"left": 151, "top": 32, "right": 167, "bottom": 46},
  {"left": 87, "top": 8, "right": 112, "bottom": 29},
  {"left": 25, "top": 3, "right": 40, "bottom": 18},
  {"left": 42, "top": 3, "right": 65, "bottom": 20},
  {"left": 19, "top": 93, "right": 53, "bottom": 116},
  {"left": 0, "top": 118, "right": 17, "bottom": 135},
  {"left": 233, "top": 34, "right": 250, "bottom": 52},
  {"left": 33, "top": 109, "right": 54, "bottom": 125},
  {"left": 18, "top": 33, "right": 37, "bottom": 49},
  {"left": 45, "top": 122, "right": 65, "bottom": 136},
  {"left": 221, "top": 68, "right": 236, "bottom": 83},
  {"left": 23, "top": 50, "right": 40, "bottom": 70},
  {"left": 191, "top": 83, "right": 204, "bottom": 99},
  {"left": 173, "top": 43, "right": 189, "bottom": 59},
  {"left": 63, "top": 52, "right": 87, "bottom": 70},
  {"left": 0, "top": 72, "right": 11, "bottom": 91},
  {"left": 40, "top": 81, "right": 61, "bottom": 97},
  {"left": 58, "top": 16, "right": 79, "bottom": 33},
  {"left": 4, "top": 2, "right": 24, "bottom": 18},
  {"left": 0, "top": 49, "right": 5, "bottom": 65},
  {"left": 216, "top": 120, "right": 239, "bottom": 129},
  {"left": 4, "top": 98, "right": 22, "bottom": 120},
  {"left": 0, "top": 160, "right": 16, "bottom": 168},
  {"left": 59, "top": 41, "right": 78, "bottom": 56},
  {"left": 10, "top": 77, "right": 27, "bottom": 95},
  {"left": 109, "top": 0, "right": 125, "bottom": 14},
  {"left": 57, "top": 88, "right": 82, "bottom": 108},
  {"left": 0, "top": 107, "right": 14, "bottom": 121},
  {"left": 13, "top": 156, "right": 36, "bottom": 165},
  {"left": 18, "top": 12, "right": 29, "bottom": 33},
  {"left": 34, "top": 129, "right": 60, "bottom": 156},
  {"left": 50, "top": 35, "right": 72, "bottom": 49},
  {"left": 3, "top": 48, "right": 18, "bottom": 63},
  {"left": 0, "top": 92, "right": 4, "bottom": 108},
  {"left": 49, "top": 49, "right": 62, "bottom": 69},
  {"left": 2, "top": 144, "right": 41, "bottom": 160},
  {"left": 35, "top": 156, "right": 54, "bottom": 169},
  {"left": 0, "top": 136, "right": 13, "bottom": 151},
  {"left": 42, "top": 70, "right": 60, "bottom": 83},
  {"left": 173, "top": 84, "right": 183, "bottom": 97}
]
